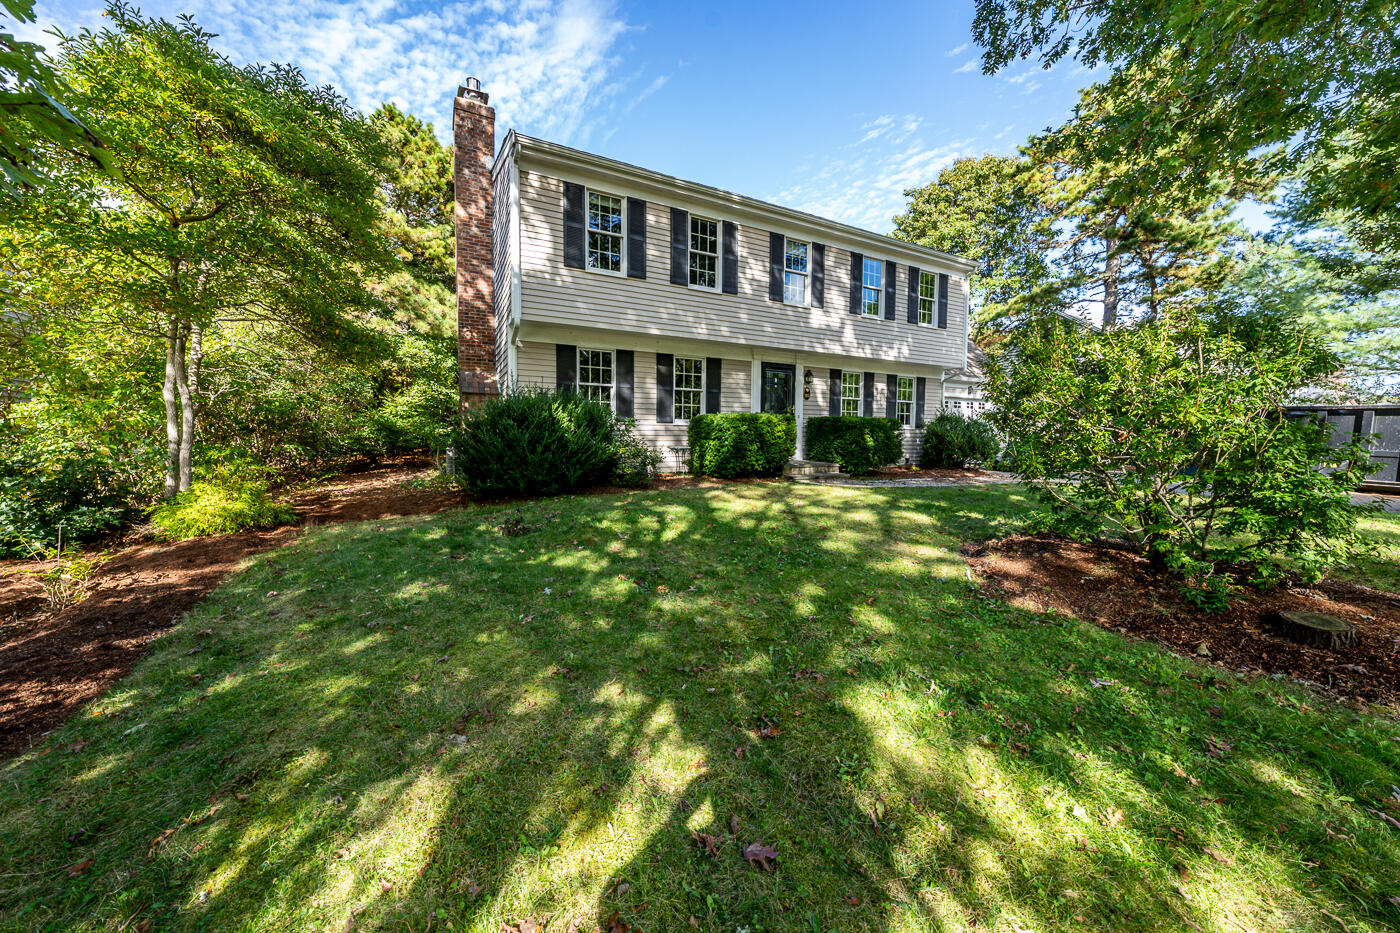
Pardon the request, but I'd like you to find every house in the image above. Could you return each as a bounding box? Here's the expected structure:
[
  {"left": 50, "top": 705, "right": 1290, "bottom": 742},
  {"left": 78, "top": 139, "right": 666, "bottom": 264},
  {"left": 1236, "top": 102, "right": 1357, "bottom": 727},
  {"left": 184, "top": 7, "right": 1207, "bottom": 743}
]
[
  {"left": 940, "top": 343, "right": 992, "bottom": 417},
  {"left": 452, "top": 78, "right": 976, "bottom": 467}
]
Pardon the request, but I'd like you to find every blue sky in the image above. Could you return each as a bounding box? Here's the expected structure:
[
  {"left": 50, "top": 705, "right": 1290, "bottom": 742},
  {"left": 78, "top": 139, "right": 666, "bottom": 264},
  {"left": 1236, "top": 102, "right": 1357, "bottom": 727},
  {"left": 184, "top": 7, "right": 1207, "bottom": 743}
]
[{"left": 17, "top": 0, "right": 1116, "bottom": 234}]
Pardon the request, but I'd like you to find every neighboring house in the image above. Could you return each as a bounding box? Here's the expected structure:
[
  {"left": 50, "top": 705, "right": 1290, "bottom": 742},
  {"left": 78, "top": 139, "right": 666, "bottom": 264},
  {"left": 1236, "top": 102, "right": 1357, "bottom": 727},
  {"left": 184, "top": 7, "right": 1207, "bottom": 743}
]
[
  {"left": 940, "top": 342, "right": 992, "bottom": 417},
  {"left": 452, "top": 79, "right": 976, "bottom": 467}
]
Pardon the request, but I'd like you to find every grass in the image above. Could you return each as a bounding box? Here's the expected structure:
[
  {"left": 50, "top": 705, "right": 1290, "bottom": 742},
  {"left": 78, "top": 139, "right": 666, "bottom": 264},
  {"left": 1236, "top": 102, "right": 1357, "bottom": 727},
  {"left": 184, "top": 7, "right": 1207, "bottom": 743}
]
[
  {"left": 1, "top": 482, "right": 1398, "bottom": 933},
  {"left": 1334, "top": 507, "right": 1400, "bottom": 594}
]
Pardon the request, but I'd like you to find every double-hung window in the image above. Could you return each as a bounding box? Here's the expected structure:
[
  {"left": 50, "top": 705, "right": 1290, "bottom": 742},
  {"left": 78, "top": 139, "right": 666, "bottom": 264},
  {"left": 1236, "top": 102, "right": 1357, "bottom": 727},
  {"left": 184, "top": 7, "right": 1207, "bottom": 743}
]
[
  {"left": 577, "top": 348, "right": 614, "bottom": 407},
  {"left": 783, "top": 238, "right": 809, "bottom": 305},
  {"left": 674, "top": 356, "right": 704, "bottom": 421},
  {"left": 840, "top": 371, "right": 862, "bottom": 417},
  {"left": 917, "top": 271, "right": 937, "bottom": 325},
  {"left": 586, "top": 191, "right": 624, "bottom": 273},
  {"left": 861, "top": 257, "right": 883, "bottom": 316},
  {"left": 895, "top": 376, "right": 914, "bottom": 427},
  {"left": 689, "top": 217, "right": 718, "bottom": 289}
]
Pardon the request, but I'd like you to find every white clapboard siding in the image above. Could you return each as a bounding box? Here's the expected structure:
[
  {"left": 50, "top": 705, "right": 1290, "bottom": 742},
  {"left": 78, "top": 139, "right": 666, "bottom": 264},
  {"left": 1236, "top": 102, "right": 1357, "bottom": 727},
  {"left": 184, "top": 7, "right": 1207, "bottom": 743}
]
[
  {"left": 514, "top": 169, "right": 968, "bottom": 369},
  {"left": 491, "top": 159, "right": 513, "bottom": 389}
]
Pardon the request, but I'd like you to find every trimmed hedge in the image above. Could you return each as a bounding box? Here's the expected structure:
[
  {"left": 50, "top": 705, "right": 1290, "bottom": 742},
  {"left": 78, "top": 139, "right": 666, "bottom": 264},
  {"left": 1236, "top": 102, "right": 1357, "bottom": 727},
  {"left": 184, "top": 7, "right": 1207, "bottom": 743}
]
[
  {"left": 920, "top": 411, "right": 999, "bottom": 468},
  {"left": 451, "top": 389, "right": 622, "bottom": 496},
  {"left": 688, "top": 413, "right": 796, "bottom": 478},
  {"left": 805, "top": 416, "right": 902, "bottom": 476}
]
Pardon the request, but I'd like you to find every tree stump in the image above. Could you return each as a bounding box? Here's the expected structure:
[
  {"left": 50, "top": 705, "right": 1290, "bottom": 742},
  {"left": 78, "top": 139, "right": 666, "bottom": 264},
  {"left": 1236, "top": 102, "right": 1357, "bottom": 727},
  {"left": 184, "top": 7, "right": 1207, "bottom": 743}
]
[{"left": 1268, "top": 610, "right": 1357, "bottom": 650}]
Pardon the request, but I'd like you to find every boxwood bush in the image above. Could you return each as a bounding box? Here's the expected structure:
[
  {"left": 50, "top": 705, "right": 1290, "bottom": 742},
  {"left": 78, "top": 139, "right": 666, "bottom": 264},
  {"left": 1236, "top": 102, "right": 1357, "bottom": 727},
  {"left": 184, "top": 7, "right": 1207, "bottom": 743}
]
[
  {"left": 920, "top": 411, "right": 999, "bottom": 468},
  {"left": 451, "top": 389, "right": 627, "bottom": 497},
  {"left": 688, "top": 413, "right": 796, "bottom": 478},
  {"left": 805, "top": 416, "right": 902, "bottom": 475}
]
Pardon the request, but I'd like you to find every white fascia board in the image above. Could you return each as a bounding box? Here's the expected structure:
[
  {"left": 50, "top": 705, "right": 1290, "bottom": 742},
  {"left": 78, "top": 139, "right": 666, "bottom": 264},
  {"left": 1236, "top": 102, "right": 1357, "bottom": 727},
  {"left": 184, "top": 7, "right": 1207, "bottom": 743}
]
[{"left": 512, "top": 134, "right": 978, "bottom": 277}]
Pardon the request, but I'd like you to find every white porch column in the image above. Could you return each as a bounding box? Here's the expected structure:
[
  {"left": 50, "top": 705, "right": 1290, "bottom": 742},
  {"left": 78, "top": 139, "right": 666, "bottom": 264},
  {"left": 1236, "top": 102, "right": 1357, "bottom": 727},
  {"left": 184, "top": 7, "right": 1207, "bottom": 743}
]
[
  {"left": 750, "top": 358, "right": 761, "bottom": 412},
  {"left": 794, "top": 362, "right": 804, "bottom": 459}
]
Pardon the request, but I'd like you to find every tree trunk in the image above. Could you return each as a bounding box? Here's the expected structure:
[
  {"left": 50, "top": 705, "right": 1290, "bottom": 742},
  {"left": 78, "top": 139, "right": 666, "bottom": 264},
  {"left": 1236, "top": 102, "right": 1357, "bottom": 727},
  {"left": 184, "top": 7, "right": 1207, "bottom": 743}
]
[
  {"left": 175, "top": 321, "right": 195, "bottom": 493},
  {"left": 162, "top": 317, "right": 183, "bottom": 499},
  {"left": 1102, "top": 248, "right": 1120, "bottom": 327}
]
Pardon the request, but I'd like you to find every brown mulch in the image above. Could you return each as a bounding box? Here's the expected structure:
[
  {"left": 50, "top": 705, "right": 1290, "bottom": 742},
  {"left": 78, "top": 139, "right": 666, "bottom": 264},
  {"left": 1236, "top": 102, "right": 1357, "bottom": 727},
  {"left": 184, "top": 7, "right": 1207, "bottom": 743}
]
[
  {"left": 968, "top": 533, "right": 1400, "bottom": 707},
  {"left": 868, "top": 466, "right": 1001, "bottom": 481},
  {"left": 0, "top": 458, "right": 468, "bottom": 759}
]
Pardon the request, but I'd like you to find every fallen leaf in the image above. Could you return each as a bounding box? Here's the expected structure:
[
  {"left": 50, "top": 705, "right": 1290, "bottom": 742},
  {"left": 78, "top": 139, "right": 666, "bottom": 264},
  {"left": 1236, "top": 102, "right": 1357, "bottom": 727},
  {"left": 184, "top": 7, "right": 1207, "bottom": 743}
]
[
  {"left": 148, "top": 828, "right": 176, "bottom": 858},
  {"left": 1388, "top": 896, "right": 1400, "bottom": 908},
  {"left": 1369, "top": 808, "right": 1400, "bottom": 832},
  {"left": 1102, "top": 807, "right": 1125, "bottom": 827},
  {"left": 332, "top": 848, "right": 351, "bottom": 860},
  {"left": 1204, "top": 736, "right": 1233, "bottom": 758},
  {"left": 1172, "top": 764, "right": 1201, "bottom": 786},
  {"left": 845, "top": 895, "right": 861, "bottom": 906},
  {"left": 688, "top": 917, "right": 699, "bottom": 927},
  {"left": 65, "top": 858, "right": 93, "bottom": 877},
  {"left": 466, "top": 880, "right": 482, "bottom": 899},
  {"left": 1196, "top": 642, "right": 1211, "bottom": 657},
  {"left": 380, "top": 880, "right": 393, "bottom": 893},
  {"left": 742, "top": 840, "right": 778, "bottom": 872},
  {"left": 1088, "top": 677, "right": 1116, "bottom": 688},
  {"left": 1203, "top": 846, "right": 1235, "bottom": 865},
  {"left": 730, "top": 814, "right": 741, "bottom": 836},
  {"left": 605, "top": 911, "right": 631, "bottom": 933},
  {"left": 756, "top": 724, "right": 780, "bottom": 740},
  {"left": 691, "top": 831, "right": 720, "bottom": 857},
  {"left": 235, "top": 792, "right": 250, "bottom": 801},
  {"left": 134, "top": 921, "right": 152, "bottom": 932}
]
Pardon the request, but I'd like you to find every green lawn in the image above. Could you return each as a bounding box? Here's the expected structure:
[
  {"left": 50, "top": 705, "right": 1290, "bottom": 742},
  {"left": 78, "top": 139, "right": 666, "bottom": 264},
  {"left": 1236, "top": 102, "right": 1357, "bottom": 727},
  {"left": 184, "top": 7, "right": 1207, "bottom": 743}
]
[
  {"left": 1337, "top": 507, "right": 1400, "bottom": 594},
  {"left": 2, "top": 483, "right": 1399, "bottom": 933}
]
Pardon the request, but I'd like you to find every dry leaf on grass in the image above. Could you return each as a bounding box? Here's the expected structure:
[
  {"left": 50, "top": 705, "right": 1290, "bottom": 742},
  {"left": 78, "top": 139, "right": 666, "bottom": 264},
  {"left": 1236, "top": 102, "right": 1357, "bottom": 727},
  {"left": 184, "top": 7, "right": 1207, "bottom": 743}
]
[{"left": 742, "top": 840, "right": 778, "bottom": 871}]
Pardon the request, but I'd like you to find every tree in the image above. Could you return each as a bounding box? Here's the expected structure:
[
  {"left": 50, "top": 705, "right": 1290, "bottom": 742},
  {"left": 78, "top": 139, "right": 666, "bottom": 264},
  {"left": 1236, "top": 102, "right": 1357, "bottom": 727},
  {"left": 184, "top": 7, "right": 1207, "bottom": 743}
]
[
  {"left": 891, "top": 154, "right": 1055, "bottom": 329},
  {"left": 0, "top": 0, "right": 111, "bottom": 195},
  {"left": 368, "top": 103, "right": 455, "bottom": 337},
  {"left": 972, "top": 0, "right": 1400, "bottom": 252},
  {"left": 986, "top": 307, "right": 1377, "bottom": 594},
  {"left": 1, "top": 4, "right": 393, "bottom": 497}
]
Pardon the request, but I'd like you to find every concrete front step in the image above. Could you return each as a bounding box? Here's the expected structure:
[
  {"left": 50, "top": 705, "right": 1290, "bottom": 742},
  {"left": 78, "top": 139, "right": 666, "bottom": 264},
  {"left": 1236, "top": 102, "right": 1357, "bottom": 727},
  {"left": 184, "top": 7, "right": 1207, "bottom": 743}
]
[{"left": 783, "top": 459, "right": 847, "bottom": 479}]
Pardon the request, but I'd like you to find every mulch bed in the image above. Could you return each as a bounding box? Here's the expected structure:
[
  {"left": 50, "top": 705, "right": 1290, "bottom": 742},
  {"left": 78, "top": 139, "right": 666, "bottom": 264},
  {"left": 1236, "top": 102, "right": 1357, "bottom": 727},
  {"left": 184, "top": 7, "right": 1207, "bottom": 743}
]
[
  {"left": 868, "top": 466, "right": 1001, "bottom": 482},
  {"left": 0, "top": 458, "right": 468, "bottom": 759},
  {"left": 967, "top": 533, "right": 1400, "bottom": 707}
]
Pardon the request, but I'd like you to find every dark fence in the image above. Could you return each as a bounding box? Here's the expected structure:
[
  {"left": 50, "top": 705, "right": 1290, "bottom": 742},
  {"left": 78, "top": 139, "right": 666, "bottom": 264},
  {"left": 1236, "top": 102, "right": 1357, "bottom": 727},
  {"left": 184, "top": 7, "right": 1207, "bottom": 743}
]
[{"left": 1284, "top": 404, "right": 1400, "bottom": 493}]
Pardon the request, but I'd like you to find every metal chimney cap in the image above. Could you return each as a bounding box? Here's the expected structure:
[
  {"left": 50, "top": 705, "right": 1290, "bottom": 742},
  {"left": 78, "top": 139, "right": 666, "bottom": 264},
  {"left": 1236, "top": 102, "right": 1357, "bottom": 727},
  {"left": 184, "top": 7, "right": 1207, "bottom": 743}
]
[{"left": 459, "top": 76, "right": 489, "bottom": 103}]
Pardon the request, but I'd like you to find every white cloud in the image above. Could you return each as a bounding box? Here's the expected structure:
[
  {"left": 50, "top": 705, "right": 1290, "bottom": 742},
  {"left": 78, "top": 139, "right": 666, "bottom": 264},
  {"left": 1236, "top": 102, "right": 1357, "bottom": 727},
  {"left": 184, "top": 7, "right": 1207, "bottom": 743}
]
[
  {"left": 22, "top": 0, "right": 635, "bottom": 146},
  {"left": 953, "top": 59, "right": 977, "bottom": 74},
  {"left": 772, "top": 122, "right": 976, "bottom": 233},
  {"left": 622, "top": 73, "right": 669, "bottom": 113},
  {"left": 944, "top": 42, "right": 969, "bottom": 57}
]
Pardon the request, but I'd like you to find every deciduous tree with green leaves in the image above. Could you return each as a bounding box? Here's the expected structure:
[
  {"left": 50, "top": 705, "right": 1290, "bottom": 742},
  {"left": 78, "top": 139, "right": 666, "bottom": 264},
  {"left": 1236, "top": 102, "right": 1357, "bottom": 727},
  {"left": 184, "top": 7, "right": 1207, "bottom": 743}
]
[
  {"left": 2, "top": 4, "right": 394, "bottom": 498},
  {"left": 891, "top": 154, "right": 1055, "bottom": 330}
]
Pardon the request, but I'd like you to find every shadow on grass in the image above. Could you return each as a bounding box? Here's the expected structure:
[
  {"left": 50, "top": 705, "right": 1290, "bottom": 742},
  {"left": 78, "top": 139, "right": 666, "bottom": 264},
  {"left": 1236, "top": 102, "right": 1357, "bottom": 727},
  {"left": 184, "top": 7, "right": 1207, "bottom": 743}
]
[{"left": 0, "top": 483, "right": 1398, "bottom": 932}]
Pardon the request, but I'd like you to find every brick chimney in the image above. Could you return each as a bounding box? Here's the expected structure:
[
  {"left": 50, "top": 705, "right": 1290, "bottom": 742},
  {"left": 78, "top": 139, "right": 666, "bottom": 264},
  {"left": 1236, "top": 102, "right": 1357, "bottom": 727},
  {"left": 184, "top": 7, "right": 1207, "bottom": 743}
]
[{"left": 453, "top": 76, "right": 497, "bottom": 410}]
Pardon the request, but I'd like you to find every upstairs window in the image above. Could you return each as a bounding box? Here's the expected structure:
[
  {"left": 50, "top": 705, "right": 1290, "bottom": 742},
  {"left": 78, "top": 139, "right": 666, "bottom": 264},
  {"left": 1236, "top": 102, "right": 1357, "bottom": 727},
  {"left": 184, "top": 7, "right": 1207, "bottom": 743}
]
[
  {"left": 896, "top": 376, "right": 914, "bottom": 426},
  {"left": 689, "top": 217, "right": 718, "bottom": 289},
  {"left": 840, "top": 371, "right": 862, "bottom": 417},
  {"left": 861, "top": 257, "right": 882, "bottom": 316},
  {"left": 577, "top": 348, "right": 613, "bottom": 406},
  {"left": 783, "top": 238, "right": 809, "bottom": 305},
  {"left": 918, "top": 271, "right": 937, "bottom": 325},
  {"left": 587, "top": 191, "right": 623, "bottom": 273},
  {"left": 675, "top": 356, "right": 704, "bottom": 421}
]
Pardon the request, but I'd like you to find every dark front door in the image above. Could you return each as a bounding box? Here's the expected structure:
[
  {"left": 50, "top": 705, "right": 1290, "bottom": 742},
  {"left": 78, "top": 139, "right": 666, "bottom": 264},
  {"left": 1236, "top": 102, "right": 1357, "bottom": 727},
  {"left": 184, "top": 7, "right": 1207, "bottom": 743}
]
[{"left": 760, "top": 362, "right": 796, "bottom": 415}]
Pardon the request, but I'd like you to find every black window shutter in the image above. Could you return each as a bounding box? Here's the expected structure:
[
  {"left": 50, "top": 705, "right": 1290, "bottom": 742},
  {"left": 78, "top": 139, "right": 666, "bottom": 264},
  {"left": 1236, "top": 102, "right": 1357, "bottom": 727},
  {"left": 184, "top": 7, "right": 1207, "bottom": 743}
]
[
  {"left": 907, "top": 265, "right": 920, "bottom": 323},
  {"left": 656, "top": 353, "right": 674, "bottom": 423},
  {"left": 884, "top": 260, "right": 897, "bottom": 321},
  {"left": 615, "top": 350, "right": 634, "bottom": 417},
  {"left": 812, "top": 243, "right": 825, "bottom": 307},
  {"left": 768, "top": 233, "right": 784, "bottom": 301},
  {"left": 626, "top": 199, "right": 646, "bottom": 279},
  {"left": 915, "top": 376, "right": 927, "bottom": 427},
  {"left": 721, "top": 221, "right": 739, "bottom": 294},
  {"left": 937, "top": 273, "right": 949, "bottom": 328},
  {"left": 670, "top": 208, "right": 689, "bottom": 285},
  {"left": 828, "top": 368, "right": 842, "bottom": 416},
  {"left": 886, "top": 374, "right": 897, "bottom": 419},
  {"left": 705, "top": 358, "right": 722, "bottom": 413},
  {"left": 849, "top": 251, "right": 863, "bottom": 314},
  {"left": 556, "top": 344, "right": 577, "bottom": 390},
  {"left": 862, "top": 371, "right": 875, "bottom": 417},
  {"left": 562, "top": 183, "right": 585, "bottom": 269}
]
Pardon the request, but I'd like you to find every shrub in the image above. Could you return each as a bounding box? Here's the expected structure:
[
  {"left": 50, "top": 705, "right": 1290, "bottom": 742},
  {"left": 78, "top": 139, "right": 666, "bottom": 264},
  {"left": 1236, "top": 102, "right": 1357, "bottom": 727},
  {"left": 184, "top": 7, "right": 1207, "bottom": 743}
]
[
  {"left": 0, "top": 437, "right": 133, "bottom": 556},
  {"left": 450, "top": 389, "right": 624, "bottom": 497},
  {"left": 611, "top": 422, "right": 663, "bottom": 487},
  {"left": 3, "top": 537, "right": 110, "bottom": 613},
  {"left": 920, "top": 412, "right": 1000, "bottom": 468},
  {"left": 805, "top": 416, "right": 902, "bottom": 475},
  {"left": 150, "top": 479, "right": 295, "bottom": 539},
  {"left": 985, "top": 307, "right": 1378, "bottom": 586},
  {"left": 688, "top": 413, "right": 796, "bottom": 478}
]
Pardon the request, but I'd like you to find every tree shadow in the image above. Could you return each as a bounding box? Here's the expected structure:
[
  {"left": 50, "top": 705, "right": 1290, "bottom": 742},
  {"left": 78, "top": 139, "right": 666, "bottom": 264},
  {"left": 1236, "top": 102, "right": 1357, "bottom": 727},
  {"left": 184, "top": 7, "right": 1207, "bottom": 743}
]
[{"left": 0, "top": 482, "right": 1396, "bottom": 932}]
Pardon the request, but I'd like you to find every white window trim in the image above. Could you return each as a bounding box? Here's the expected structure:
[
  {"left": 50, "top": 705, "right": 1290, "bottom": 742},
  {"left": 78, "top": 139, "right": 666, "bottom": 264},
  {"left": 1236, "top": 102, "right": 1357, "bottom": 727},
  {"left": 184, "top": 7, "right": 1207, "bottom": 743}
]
[
  {"left": 577, "top": 346, "right": 615, "bottom": 408},
  {"left": 861, "top": 256, "right": 884, "bottom": 318},
  {"left": 839, "top": 371, "right": 863, "bottom": 417},
  {"left": 687, "top": 216, "right": 721, "bottom": 293},
  {"left": 916, "top": 270, "right": 937, "bottom": 327},
  {"left": 584, "top": 187, "right": 626, "bottom": 278},
  {"left": 782, "top": 235, "right": 811, "bottom": 308},
  {"left": 895, "top": 374, "right": 915, "bottom": 428},
  {"left": 673, "top": 355, "right": 705, "bottom": 422}
]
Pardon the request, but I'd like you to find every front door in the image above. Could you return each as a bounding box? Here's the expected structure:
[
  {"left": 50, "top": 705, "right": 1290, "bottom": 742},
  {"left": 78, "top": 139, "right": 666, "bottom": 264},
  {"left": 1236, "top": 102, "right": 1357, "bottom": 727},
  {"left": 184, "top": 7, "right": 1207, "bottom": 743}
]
[{"left": 760, "top": 362, "right": 796, "bottom": 415}]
